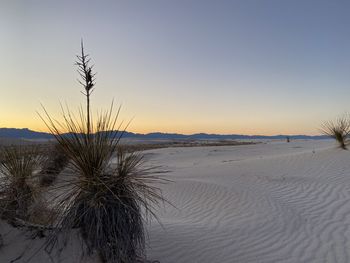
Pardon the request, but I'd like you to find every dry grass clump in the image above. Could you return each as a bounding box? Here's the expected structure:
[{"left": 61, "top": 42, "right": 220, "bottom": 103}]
[
  {"left": 39, "top": 143, "right": 69, "bottom": 187},
  {"left": 321, "top": 116, "right": 350, "bottom": 149},
  {"left": 0, "top": 145, "right": 43, "bottom": 222}
]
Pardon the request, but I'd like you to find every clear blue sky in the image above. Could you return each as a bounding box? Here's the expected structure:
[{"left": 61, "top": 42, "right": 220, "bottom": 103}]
[{"left": 1, "top": 0, "right": 349, "bottom": 135}]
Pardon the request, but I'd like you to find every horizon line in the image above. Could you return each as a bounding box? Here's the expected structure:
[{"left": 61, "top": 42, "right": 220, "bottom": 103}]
[{"left": 0, "top": 127, "right": 327, "bottom": 137}]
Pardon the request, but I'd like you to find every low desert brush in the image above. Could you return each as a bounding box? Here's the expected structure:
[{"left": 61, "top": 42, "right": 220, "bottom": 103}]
[
  {"left": 39, "top": 143, "right": 69, "bottom": 187},
  {"left": 321, "top": 116, "right": 350, "bottom": 149},
  {"left": 0, "top": 145, "right": 43, "bottom": 222}
]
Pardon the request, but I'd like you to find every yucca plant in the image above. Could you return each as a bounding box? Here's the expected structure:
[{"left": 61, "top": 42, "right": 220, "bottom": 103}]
[
  {"left": 40, "top": 42, "right": 164, "bottom": 262},
  {"left": 0, "top": 145, "right": 43, "bottom": 222},
  {"left": 321, "top": 116, "right": 350, "bottom": 149}
]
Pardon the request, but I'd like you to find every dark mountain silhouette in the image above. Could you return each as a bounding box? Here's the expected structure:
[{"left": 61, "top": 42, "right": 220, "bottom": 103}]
[
  {"left": 0, "top": 128, "right": 53, "bottom": 139},
  {"left": 0, "top": 128, "right": 328, "bottom": 140}
]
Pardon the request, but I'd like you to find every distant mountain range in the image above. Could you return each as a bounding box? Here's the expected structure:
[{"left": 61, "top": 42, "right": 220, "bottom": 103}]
[{"left": 0, "top": 128, "right": 329, "bottom": 140}]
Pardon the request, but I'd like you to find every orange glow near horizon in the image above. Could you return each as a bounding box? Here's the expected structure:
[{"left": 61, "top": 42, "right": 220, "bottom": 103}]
[
  {"left": 0, "top": 82, "right": 325, "bottom": 136},
  {"left": 0, "top": 114, "right": 322, "bottom": 136}
]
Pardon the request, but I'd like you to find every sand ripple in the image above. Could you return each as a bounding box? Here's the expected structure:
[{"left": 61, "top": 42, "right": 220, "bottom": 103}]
[{"left": 147, "top": 140, "right": 350, "bottom": 263}]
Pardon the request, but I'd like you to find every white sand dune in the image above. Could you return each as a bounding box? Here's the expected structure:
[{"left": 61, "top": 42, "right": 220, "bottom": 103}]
[
  {"left": 1, "top": 139, "right": 350, "bottom": 263},
  {"left": 147, "top": 140, "right": 350, "bottom": 263}
]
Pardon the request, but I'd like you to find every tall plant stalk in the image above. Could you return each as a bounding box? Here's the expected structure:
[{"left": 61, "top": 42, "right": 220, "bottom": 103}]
[{"left": 75, "top": 40, "right": 95, "bottom": 136}]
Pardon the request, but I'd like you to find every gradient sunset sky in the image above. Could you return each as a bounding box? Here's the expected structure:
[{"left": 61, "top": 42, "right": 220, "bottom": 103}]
[{"left": 1, "top": 0, "right": 350, "bottom": 135}]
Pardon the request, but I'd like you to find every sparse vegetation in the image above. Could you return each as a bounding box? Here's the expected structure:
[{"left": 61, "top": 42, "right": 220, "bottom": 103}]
[
  {"left": 0, "top": 145, "right": 43, "bottom": 223},
  {"left": 321, "top": 116, "right": 350, "bottom": 149},
  {"left": 40, "top": 42, "right": 164, "bottom": 262},
  {"left": 39, "top": 143, "right": 69, "bottom": 187}
]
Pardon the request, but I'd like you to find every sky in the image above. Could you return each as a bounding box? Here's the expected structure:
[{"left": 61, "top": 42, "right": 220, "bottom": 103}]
[{"left": 1, "top": 0, "right": 350, "bottom": 135}]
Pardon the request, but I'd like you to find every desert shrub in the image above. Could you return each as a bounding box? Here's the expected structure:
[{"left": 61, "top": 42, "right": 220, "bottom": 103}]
[
  {"left": 0, "top": 145, "right": 43, "bottom": 222},
  {"left": 39, "top": 143, "right": 69, "bottom": 187},
  {"left": 40, "top": 43, "right": 164, "bottom": 263},
  {"left": 321, "top": 116, "right": 350, "bottom": 149},
  {"left": 41, "top": 108, "right": 164, "bottom": 262}
]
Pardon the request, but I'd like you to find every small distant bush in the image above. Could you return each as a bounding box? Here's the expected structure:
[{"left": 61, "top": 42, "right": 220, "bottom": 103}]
[
  {"left": 321, "top": 116, "right": 350, "bottom": 149},
  {"left": 39, "top": 143, "right": 69, "bottom": 187}
]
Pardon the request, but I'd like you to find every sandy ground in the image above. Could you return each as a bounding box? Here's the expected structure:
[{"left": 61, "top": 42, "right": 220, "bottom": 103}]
[
  {"left": 146, "top": 139, "right": 350, "bottom": 263},
  {"left": 2, "top": 139, "right": 350, "bottom": 263}
]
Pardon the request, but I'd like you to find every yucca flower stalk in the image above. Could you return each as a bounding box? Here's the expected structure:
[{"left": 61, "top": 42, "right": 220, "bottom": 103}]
[
  {"left": 76, "top": 40, "right": 95, "bottom": 137},
  {"left": 321, "top": 116, "right": 350, "bottom": 149}
]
